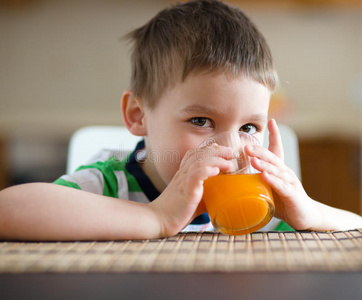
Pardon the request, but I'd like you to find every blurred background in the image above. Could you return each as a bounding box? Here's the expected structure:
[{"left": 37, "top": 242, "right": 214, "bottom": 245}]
[{"left": 0, "top": 0, "right": 361, "bottom": 214}]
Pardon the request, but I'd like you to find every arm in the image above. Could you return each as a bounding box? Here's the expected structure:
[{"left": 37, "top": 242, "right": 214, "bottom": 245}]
[
  {"left": 0, "top": 183, "right": 162, "bottom": 241},
  {"left": 245, "top": 119, "right": 362, "bottom": 231},
  {"left": 307, "top": 199, "right": 362, "bottom": 231},
  {"left": 0, "top": 145, "right": 233, "bottom": 241}
]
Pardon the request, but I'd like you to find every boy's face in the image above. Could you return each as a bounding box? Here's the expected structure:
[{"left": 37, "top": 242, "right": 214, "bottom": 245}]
[{"left": 141, "top": 72, "right": 271, "bottom": 191}]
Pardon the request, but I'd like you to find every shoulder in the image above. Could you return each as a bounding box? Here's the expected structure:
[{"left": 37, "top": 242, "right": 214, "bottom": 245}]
[{"left": 54, "top": 149, "right": 132, "bottom": 197}]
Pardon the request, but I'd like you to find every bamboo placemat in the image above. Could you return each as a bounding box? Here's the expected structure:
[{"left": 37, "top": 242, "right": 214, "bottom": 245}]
[{"left": 0, "top": 229, "right": 361, "bottom": 273}]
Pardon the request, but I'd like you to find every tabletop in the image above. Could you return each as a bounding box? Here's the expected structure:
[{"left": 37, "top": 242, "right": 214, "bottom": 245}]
[{"left": 1, "top": 229, "right": 361, "bottom": 299}]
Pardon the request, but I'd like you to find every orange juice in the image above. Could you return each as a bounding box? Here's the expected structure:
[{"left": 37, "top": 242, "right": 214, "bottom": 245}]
[{"left": 203, "top": 173, "right": 274, "bottom": 235}]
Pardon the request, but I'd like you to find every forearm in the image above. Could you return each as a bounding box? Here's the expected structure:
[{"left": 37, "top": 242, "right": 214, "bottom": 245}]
[
  {"left": 308, "top": 199, "right": 362, "bottom": 231},
  {"left": 0, "top": 183, "right": 162, "bottom": 241}
]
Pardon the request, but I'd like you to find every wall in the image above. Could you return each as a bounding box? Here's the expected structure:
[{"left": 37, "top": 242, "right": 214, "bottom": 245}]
[
  {"left": 1, "top": 0, "right": 360, "bottom": 140},
  {"left": 248, "top": 5, "right": 361, "bottom": 140},
  {"left": 0, "top": 0, "right": 361, "bottom": 190}
]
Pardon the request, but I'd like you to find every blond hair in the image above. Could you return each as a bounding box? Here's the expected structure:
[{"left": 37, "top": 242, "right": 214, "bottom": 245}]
[{"left": 125, "top": 0, "right": 278, "bottom": 108}]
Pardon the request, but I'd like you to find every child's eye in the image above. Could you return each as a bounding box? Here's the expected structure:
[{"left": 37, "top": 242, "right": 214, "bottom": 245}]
[
  {"left": 240, "top": 124, "right": 258, "bottom": 134},
  {"left": 190, "top": 117, "right": 213, "bottom": 128}
]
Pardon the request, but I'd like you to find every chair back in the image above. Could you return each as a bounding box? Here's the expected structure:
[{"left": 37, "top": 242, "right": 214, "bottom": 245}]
[
  {"left": 66, "top": 126, "right": 142, "bottom": 174},
  {"left": 67, "top": 125, "right": 301, "bottom": 180}
]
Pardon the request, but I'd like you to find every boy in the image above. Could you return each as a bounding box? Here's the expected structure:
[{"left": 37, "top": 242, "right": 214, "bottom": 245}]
[{"left": 0, "top": 0, "right": 361, "bottom": 241}]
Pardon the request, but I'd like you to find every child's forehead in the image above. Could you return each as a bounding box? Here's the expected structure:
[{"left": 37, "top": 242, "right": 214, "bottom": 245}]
[
  {"left": 174, "top": 72, "right": 271, "bottom": 99},
  {"left": 154, "top": 72, "right": 271, "bottom": 117}
]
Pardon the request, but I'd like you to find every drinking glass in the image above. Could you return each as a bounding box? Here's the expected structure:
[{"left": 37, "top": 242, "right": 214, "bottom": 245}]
[{"left": 201, "top": 131, "right": 275, "bottom": 235}]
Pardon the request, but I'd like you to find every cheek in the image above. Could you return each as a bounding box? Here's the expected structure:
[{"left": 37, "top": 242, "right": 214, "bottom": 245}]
[
  {"left": 257, "top": 133, "right": 265, "bottom": 146},
  {"left": 157, "top": 142, "right": 197, "bottom": 183},
  {"left": 154, "top": 153, "right": 181, "bottom": 185}
]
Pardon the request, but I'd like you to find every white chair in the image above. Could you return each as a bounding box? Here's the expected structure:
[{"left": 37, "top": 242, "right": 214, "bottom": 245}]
[
  {"left": 67, "top": 124, "right": 301, "bottom": 180},
  {"left": 66, "top": 126, "right": 142, "bottom": 174}
]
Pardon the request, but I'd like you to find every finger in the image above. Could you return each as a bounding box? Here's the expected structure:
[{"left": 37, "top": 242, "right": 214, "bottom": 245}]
[
  {"left": 260, "top": 171, "right": 291, "bottom": 198},
  {"left": 181, "top": 145, "right": 237, "bottom": 174},
  {"left": 199, "top": 156, "right": 235, "bottom": 174},
  {"left": 187, "top": 165, "right": 220, "bottom": 185},
  {"left": 250, "top": 157, "right": 280, "bottom": 176},
  {"left": 245, "top": 144, "right": 281, "bottom": 166},
  {"left": 181, "top": 153, "right": 235, "bottom": 179},
  {"left": 268, "top": 119, "right": 284, "bottom": 161},
  {"left": 251, "top": 156, "right": 294, "bottom": 182},
  {"left": 182, "top": 145, "right": 234, "bottom": 165}
]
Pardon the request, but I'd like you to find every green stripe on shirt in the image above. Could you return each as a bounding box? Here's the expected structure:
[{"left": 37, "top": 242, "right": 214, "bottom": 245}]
[
  {"left": 74, "top": 154, "right": 142, "bottom": 197},
  {"left": 275, "top": 220, "right": 295, "bottom": 231},
  {"left": 117, "top": 154, "right": 143, "bottom": 193},
  {"left": 53, "top": 178, "right": 81, "bottom": 190},
  {"left": 75, "top": 159, "right": 120, "bottom": 198}
]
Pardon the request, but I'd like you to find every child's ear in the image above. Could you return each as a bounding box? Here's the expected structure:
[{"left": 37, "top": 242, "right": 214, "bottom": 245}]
[{"left": 121, "top": 90, "right": 147, "bottom": 136}]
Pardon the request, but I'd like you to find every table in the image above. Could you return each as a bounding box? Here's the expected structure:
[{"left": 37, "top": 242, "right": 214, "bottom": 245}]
[{"left": 1, "top": 229, "right": 361, "bottom": 299}]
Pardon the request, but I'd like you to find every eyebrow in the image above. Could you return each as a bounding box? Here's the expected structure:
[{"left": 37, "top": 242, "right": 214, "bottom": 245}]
[
  {"left": 247, "top": 114, "right": 268, "bottom": 125},
  {"left": 179, "top": 104, "right": 219, "bottom": 116},
  {"left": 180, "top": 104, "right": 268, "bottom": 124}
]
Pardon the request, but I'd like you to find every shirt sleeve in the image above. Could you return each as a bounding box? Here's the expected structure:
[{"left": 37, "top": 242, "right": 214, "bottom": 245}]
[
  {"left": 53, "top": 167, "right": 106, "bottom": 195},
  {"left": 53, "top": 154, "right": 127, "bottom": 198}
]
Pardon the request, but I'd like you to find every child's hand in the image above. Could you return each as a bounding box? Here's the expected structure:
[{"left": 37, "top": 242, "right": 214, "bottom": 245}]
[
  {"left": 245, "top": 119, "right": 317, "bottom": 230},
  {"left": 149, "top": 144, "right": 235, "bottom": 237}
]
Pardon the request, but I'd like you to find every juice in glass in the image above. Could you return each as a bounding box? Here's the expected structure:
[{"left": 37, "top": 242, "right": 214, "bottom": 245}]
[{"left": 203, "top": 173, "right": 274, "bottom": 235}]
